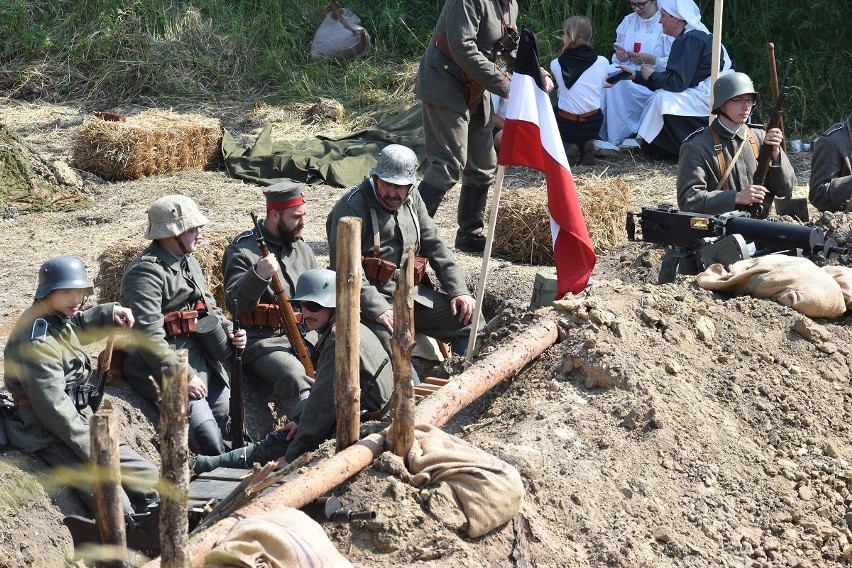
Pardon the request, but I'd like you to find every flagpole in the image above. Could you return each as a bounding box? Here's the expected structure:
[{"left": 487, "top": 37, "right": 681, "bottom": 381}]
[
  {"left": 709, "top": 0, "right": 724, "bottom": 124},
  {"left": 464, "top": 165, "right": 505, "bottom": 367}
]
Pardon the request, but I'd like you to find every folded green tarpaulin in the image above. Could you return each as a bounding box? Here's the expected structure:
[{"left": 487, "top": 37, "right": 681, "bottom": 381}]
[{"left": 221, "top": 103, "right": 425, "bottom": 188}]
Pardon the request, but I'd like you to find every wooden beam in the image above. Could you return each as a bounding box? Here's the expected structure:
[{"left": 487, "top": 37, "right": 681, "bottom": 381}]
[
  {"left": 334, "top": 217, "right": 362, "bottom": 452},
  {"left": 90, "top": 400, "right": 128, "bottom": 567},
  {"left": 390, "top": 246, "right": 415, "bottom": 459}
]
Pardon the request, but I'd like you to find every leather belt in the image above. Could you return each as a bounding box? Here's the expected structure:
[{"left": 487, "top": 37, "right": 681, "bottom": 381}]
[
  {"left": 558, "top": 108, "right": 601, "bottom": 123},
  {"left": 16, "top": 397, "right": 30, "bottom": 406}
]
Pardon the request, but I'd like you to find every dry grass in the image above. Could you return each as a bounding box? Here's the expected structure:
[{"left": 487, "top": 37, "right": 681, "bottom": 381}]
[
  {"left": 96, "top": 230, "right": 234, "bottom": 312},
  {"left": 72, "top": 109, "right": 222, "bottom": 181}
]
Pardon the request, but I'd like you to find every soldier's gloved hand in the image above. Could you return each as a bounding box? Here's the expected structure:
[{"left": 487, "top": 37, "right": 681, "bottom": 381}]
[
  {"left": 113, "top": 306, "right": 135, "bottom": 329},
  {"left": 188, "top": 376, "right": 207, "bottom": 400},
  {"left": 229, "top": 328, "right": 247, "bottom": 350},
  {"left": 375, "top": 310, "right": 394, "bottom": 333},
  {"left": 450, "top": 295, "right": 475, "bottom": 325},
  {"left": 255, "top": 254, "right": 279, "bottom": 280}
]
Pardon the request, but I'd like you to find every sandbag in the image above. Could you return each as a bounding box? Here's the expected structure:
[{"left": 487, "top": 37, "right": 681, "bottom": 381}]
[
  {"left": 310, "top": 0, "right": 371, "bottom": 62},
  {"left": 695, "top": 255, "right": 847, "bottom": 318},
  {"left": 822, "top": 265, "right": 852, "bottom": 310}
]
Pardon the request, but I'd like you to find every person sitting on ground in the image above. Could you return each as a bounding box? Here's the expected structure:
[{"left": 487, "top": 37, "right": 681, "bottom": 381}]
[
  {"left": 617, "top": 0, "right": 732, "bottom": 161},
  {"left": 598, "top": 0, "right": 673, "bottom": 147},
  {"left": 2, "top": 256, "right": 160, "bottom": 545},
  {"left": 121, "top": 195, "right": 246, "bottom": 456},
  {"left": 191, "top": 268, "right": 394, "bottom": 473},
  {"left": 222, "top": 183, "right": 317, "bottom": 418},
  {"left": 326, "top": 144, "right": 483, "bottom": 359},
  {"left": 656, "top": 72, "right": 795, "bottom": 283},
  {"left": 808, "top": 114, "right": 852, "bottom": 212},
  {"left": 550, "top": 15, "right": 609, "bottom": 166}
]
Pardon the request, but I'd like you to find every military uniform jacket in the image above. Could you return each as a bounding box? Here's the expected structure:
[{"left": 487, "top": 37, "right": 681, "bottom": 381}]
[
  {"left": 809, "top": 115, "right": 852, "bottom": 212},
  {"left": 3, "top": 303, "right": 115, "bottom": 458},
  {"left": 121, "top": 241, "right": 231, "bottom": 396},
  {"left": 284, "top": 321, "right": 392, "bottom": 462},
  {"left": 326, "top": 179, "right": 469, "bottom": 321},
  {"left": 416, "top": 0, "right": 516, "bottom": 114},
  {"left": 677, "top": 120, "right": 795, "bottom": 214},
  {"left": 221, "top": 222, "right": 317, "bottom": 364}
]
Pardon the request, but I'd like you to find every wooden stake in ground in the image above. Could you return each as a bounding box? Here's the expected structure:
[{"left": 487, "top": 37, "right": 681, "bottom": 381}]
[
  {"left": 465, "top": 165, "right": 507, "bottom": 367},
  {"left": 334, "top": 217, "right": 362, "bottom": 452},
  {"left": 390, "top": 246, "right": 415, "bottom": 459},
  {"left": 159, "top": 350, "right": 190, "bottom": 568},
  {"left": 141, "top": 318, "right": 559, "bottom": 568},
  {"left": 90, "top": 399, "right": 128, "bottom": 568}
]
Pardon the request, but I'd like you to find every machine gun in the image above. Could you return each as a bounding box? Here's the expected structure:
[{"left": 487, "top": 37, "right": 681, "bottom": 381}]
[
  {"left": 627, "top": 204, "right": 845, "bottom": 271},
  {"left": 745, "top": 57, "right": 793, "bottom": 219}
]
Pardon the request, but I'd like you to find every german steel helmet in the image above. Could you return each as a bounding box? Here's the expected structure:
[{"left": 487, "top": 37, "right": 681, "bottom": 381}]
[
  {"left": 370, "top": 144, "right": 418, "bottom": 186},
  {"left": 291, "top": 268, "right": 337, "bottom": 308},
  {"left": 145, "top": 194, "right": 210, "bottom": 239},
  {"left": 712, "top": 72, "right": 758, "bottom": 114},
  {"left": 35, "top": 256, "right": 94, "bottom": 299}
]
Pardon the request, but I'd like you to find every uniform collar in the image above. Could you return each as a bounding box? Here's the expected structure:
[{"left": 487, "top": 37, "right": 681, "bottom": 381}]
[
  {"left": 712, "top": 118, "right": 748, "bottom": 140},
  {"left": 150, "top": 240, "right": 184, "bottom": 270}
]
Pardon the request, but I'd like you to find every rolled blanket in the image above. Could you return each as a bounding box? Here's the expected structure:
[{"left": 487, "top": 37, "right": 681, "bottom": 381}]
[{"left": 407, "top": 423, "right": 524, "bottom": 538}]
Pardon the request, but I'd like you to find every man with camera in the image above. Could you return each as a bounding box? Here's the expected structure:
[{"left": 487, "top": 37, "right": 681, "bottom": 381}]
[
  {"left": 326, "top": 144, "right": 481, "bottom": 358},
  {"left": 414, "top": 0, "right": 519, "bottom": 253}
]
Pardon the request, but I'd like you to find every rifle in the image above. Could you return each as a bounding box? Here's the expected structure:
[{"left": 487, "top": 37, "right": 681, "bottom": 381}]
[
  {"left": 88, "top": 329, "right": 115, "bottom": 412},
  {"left": 746, "top": 57, "right": 794, "bottom": 219},
  {"left": 250, "top": 212, "right": 315, "bottom": 378},
  {"left": 627, "top": 203, "right": 845, "bottom": 271},
  {"left": 229, "top": 299, "right": 246, "bottom": 449}
]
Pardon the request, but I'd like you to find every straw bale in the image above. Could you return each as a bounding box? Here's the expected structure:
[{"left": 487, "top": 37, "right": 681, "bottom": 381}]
[
  {"left": 73, "top": 109, "right": 222, "bottom": 181},
  {"left": 491, "top": 175, "right": 630, "bottom": 264},
  {"left": 96, "top": 230, "right": 234, "bottom": 314}
]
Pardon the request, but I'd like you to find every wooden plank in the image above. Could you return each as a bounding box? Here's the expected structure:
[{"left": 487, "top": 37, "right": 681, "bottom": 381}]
[
  {"left": 189, "top": 478, "right": 244, "bottom": 501},
  {"left": 194, "top": 468, "right": 251, "bottom": 482}
]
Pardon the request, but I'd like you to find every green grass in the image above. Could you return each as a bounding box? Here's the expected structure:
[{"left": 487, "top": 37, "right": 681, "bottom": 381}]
[{"left": 0, "top": 0, "right": 848, "bottom": 137}]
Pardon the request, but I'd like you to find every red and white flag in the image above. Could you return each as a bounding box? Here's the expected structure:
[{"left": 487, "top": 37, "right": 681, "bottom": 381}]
[{"left": 498, "top": 26, "right": 596, "bottom": 298}]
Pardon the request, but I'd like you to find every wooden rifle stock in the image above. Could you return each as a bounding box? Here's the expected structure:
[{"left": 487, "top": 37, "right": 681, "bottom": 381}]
[
  {"left": 746, "top": 57, "right": 793, "bottom": 219},
  {"left": 230, "top": 299, "right": 246, "bottom": 448},
  {"left": 250, "top": 212, "right": 316, "bottom": 378}
]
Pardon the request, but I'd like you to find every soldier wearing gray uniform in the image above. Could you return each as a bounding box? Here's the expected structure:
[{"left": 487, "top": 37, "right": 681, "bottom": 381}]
[
  {"left": 809, "top": 114, "right": 852, "bottom": 212},
  {"left": 327, "top": 144, "right": 481, "bottom": 358},
  {"left": 2, "top": 256, "right": 159, "bottom": 542},
  {"left": 415, "top": 0, "right": 517, "bottom": 253},
  {"left": 222, "top": 183, "right": 317, "bottom": 416},
  {"left": 121, "top": 195, "right": 246, "bottom": 456},
  {"left": 676, "top": 72, "right": 794, "bottom": 214}
]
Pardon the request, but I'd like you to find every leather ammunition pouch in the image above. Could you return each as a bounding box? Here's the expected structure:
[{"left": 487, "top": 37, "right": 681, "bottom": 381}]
[
  {"left": 65, "top": 382, "right": 95, "bottom": 411},
  {"left": 239, "top": 303, "right": 285, "bottom": 328},
  {"left": 362, "top": 256, "right": 428, "bottom": 285},
  {"left": 163, "top": 310, "right": 198, "bottom": 338},
  {"left": 433, "top": 35, "right": 486, "bottom": 108}
]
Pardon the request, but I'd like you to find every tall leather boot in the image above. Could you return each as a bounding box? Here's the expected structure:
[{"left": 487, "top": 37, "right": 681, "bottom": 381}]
[
  {"left": 417, "top": 180, "right": 448, "bottom": 217},
  {"left": 455, "top": 185, "right": 489, "bottom": 253},
  {"left": 192, "top": 418, "right": 226, "bottom": 456}
]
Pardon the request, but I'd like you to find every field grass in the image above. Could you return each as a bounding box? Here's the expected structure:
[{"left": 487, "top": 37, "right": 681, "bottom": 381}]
[{"left": 0, "top": 0, "right": 848, "bottom": 138}]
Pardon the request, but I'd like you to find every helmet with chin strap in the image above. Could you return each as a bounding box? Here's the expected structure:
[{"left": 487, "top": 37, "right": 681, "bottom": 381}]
[
  {"left": 291, "top": 268, "right": 336, "bottom": 309},
  {"left": 35, "top": 256, "right": 94, "bottom": 299},
  {"left": 370, "top": 144, "right": 418, "bottom": 186},
  {"left": 145, "top": 194, "right": 210, "bottom": 240},
  {"left": 712, "top": 72, "right": 758, "bottom": 115}
]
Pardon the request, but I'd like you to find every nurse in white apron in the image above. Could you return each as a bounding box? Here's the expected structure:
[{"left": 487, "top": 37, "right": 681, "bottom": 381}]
[{"left": 599, "top": 0, "right": 673, "bottom": 146}]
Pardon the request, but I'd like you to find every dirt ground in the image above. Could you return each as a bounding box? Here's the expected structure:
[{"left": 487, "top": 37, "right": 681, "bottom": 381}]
[{"left": 3, "top": 98, "right": 852, "bottom": 568}]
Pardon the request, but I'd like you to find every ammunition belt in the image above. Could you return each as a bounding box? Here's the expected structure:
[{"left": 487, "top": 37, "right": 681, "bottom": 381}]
[
  {"left": 240, "top": 304, "right": 287, "bottom": 328},
  {"left": 163, "top": 310, "right": 198, "bottom": 338},
  {"left": 362, "top": 256, "right": 428, "bottom": 286}
]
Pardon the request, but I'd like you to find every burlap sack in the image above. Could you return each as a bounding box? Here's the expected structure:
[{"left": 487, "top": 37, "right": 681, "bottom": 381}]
[
  {"left": 202, "top": 506, "right": 353, "bottom": 568},
  {"left": 695, "top": 255, "right": 847, "bottom": 318},
  {"left": 407, "top": 424, "right": 524, "bottom": 538},
  {"left": 822, "top": 265, "right": 852, "bottom": 310}
]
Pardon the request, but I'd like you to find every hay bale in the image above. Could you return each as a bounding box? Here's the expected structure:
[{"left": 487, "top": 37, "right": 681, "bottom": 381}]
[
  {"left": 492, "top": 175, "right": 630, "bottom": 264},
  {"left": 96, "top": 230, "right": 234, "bottom": 314},
  {"left": 73, "top": 109, "right": 222, "bottom": 181}
]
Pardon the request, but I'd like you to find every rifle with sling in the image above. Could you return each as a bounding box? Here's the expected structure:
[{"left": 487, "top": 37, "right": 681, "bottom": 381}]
[
  {"left": 229, "top": 299, "right": 246, "bottom": 448},
  {"left": 250, "top": 212, "right": 315, "bottom": 378},
  {"left": 745, "top": 58, "right": 794, "bottom": 219},
  {"left": 87, "top": 329, "right": 115, "bottom": 413}
]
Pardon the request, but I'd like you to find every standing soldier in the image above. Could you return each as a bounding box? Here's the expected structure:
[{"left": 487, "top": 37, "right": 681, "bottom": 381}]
[
  {"left": 221, "top": 183, "right": 317, "bottom": 418},
  {"left": 415, "top": 0, "right": 519, "bottom": 253},
  {"left": 3, "top": 256, "right": 160, "bottom": 548},
  {"left": 121, "top": 195, "right": 246, "bottom": 456},
  {"left": 808, "top": 114, "right": 852, "bottom": 212}
]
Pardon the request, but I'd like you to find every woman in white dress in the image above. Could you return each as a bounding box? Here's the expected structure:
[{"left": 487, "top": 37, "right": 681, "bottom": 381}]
[{"left": 598, "top": 0, "right": 673, "bottom": 147}]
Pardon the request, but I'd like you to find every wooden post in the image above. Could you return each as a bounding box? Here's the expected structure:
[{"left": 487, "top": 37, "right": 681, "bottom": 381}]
[
  {"left": 390, "top": 247, "right": 415, "bottom": 459},
  {"left": 334, "top": 217, "right": 361, "bottom": 452},
  {"left": 709, "top": 0, "right": 724, "bottom": 124},
  {"left": 159, "top": 350, "right": 190, "bottom": 567},
  {"left": 141, "top": 319, "right": 560, "bottom": 568},
  {"left": 90, "top": 399, "right": 128, "bottom": 568}
]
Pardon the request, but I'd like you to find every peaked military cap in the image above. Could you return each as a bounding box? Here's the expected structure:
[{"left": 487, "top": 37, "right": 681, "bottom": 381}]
[{"left": 264, "top": 182, "right": 307, "bottom": 211}]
